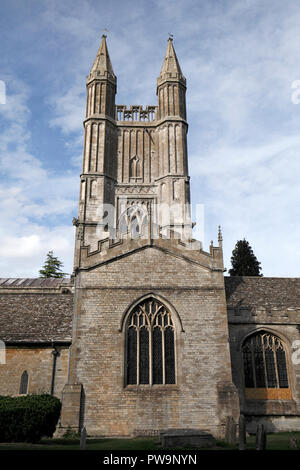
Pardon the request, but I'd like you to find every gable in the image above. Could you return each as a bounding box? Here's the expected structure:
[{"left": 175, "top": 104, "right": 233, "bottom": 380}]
[{"left": 79, "top": 245, "right": 222, "bottom": 289}]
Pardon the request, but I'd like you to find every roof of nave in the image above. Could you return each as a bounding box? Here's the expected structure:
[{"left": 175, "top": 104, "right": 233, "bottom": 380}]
[
  {"left": 0, "top": 278, "right": 74, "bottom": 344},
  {"left": 225, "top": 276, "right": 300, "bottom": 308},
  {"left": 0, "top": 277, "right": 72, "bottom": 288}
]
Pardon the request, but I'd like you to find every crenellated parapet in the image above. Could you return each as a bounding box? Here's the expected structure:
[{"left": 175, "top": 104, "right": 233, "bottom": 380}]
[
  {"left": 78, "top": 230, "right": 223, "bottom": 273},
  {"left": 116, "top": 105, "right": 157, "bottom": 122}
]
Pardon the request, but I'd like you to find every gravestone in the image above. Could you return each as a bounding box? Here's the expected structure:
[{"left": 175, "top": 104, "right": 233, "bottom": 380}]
[
  {"left": 160, "top": 429, "right": 216, "bottom": 449},
  {"left": 255, "top": 423, "right": 266, "bottom": 450},
  {"left": 225, "top": 416, "right": 236, "bottom": 445},
  {"left": 80, "top": 426, "right": 87, "bottom": 450},
  {"left": 238, "top": 414, "right": 247, "bottom": 450},
  {"left": 289, "top": 436, "right": 298, "bottom": 449}
]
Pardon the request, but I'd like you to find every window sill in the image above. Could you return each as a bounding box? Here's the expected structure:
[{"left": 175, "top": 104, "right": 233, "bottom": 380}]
[
  {"left": 124, "top": 384, "right": 179, "bottom": 392},
  {"left": 245, "top": 388, "right": 292, "bottom": 400}
]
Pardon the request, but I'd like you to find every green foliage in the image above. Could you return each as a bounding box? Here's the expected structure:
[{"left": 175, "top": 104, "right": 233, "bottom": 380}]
[
  {"left": 62, "top": 427, "right": 80, "bottom": 439},
  {"left": 229, "top": 238, "right": 262, "bottom": 276},
  {"left": 0, "top": 394, "right": 61, "bottom": 443},
  {"left": 39, "top": 250, "right": 66, "bottom": 278}
]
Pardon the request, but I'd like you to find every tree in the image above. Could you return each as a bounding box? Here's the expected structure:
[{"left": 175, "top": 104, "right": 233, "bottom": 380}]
[
  {"left": 229, "top": 239, "right": 262, "bottom": 277},
  {"left": 39, "top": 251, "right": 66, "bottom": 278}
]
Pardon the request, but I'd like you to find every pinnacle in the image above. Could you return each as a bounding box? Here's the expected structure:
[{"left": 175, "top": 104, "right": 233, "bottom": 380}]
[
  {"left": 89, "top": 34, "right": 115, "bottom": 79},
  {"left": 159, "top": 37, "right": 185, "bottom": 81}
]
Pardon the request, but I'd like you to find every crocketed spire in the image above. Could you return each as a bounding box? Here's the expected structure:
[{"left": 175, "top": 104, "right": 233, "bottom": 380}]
[
  {"left": 158, "top": 37, "right": 185, "bottom": 85},
  {"left": 87, "top": 35, "right": 116, "bottom": 84}
]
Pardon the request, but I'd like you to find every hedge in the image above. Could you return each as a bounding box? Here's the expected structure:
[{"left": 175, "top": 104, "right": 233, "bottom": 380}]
[{"left": 0, "top": 394, "right": 61, "bottom": 443}]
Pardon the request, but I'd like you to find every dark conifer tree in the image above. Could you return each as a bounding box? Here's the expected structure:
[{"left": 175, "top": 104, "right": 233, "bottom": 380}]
[
  {"left": 229, "top": 239, "right": 262, "bottom": 276},
  {"left": 39, "top": 250, "right": 66, "bottom": 278}
]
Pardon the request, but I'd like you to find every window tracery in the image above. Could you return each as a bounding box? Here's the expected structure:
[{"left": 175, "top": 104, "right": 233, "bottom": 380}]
[
  {"left": 126, "top": 298, "right": 175, "bottom": 386},
  {"left": 242, "top": 331, "right": 289, "bottom": 390}
]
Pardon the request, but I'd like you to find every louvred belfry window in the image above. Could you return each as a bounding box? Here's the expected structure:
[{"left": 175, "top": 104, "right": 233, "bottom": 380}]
[
  {"left": 242, "top": 331, "right": 291, "bottom": 400},
  {"left": 126, "top": 298, "right": 175, "bottom": 385}
]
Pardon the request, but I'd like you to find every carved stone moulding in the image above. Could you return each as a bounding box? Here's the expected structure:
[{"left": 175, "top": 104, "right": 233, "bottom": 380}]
[{"left": 116, "top": 185, "right": 157, "bottom": 195}]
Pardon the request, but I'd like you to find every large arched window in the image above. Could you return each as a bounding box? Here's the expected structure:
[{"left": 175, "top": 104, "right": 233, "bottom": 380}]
[
  {"left": 242, "top": 331, "right": 291, "bottom": 400},
  {"left": 126, "top": 297, "right": 175, "bottom": 386}
]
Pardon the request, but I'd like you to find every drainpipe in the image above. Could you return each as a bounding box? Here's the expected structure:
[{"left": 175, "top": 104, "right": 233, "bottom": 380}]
[{"left": 51, "top": 344, "right": 60, "bottom": 396}]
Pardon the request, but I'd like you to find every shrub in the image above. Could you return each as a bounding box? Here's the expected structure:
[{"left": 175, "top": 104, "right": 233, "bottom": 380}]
[{"left": 0, "top": 394, "right": 61, "bottom": 443}]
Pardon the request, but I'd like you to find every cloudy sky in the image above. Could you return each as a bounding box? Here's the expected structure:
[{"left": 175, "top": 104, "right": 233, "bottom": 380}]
[{"left": 0, "top": 0, "right": 300, "bottom": 277}]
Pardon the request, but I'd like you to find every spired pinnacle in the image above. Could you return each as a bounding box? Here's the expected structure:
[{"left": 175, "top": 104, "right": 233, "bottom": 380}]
[
  {"left": 159, "top": 37, "right": 185, "bottom": 83},
  {"left": 88, "top": 34, "right": 116, "bottom": 82},
  {"left": 218, "top": 225, "right": 223, "bottom": 247}
]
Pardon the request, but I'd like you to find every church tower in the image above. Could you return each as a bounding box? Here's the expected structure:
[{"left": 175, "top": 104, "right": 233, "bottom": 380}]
[
  {"left": 60, "top": 36, "right": 239, "bottom": 439},
  {"left": 73, "top": 36, "right": 192, "bottom": 267}
]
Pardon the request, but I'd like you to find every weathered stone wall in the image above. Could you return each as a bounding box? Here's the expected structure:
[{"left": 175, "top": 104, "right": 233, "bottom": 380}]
[
  {"left": 0, "top": 345, "right": 70, "bottom": 398},
  {"left": 65, "top": 246, "right": 239, "bottom": 438},
  {"left": 226, "top": 276, "right": 300, "bottom": 432}
]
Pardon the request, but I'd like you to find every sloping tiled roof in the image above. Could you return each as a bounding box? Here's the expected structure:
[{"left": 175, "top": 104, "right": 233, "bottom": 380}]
[
  {"left": 0, "top": 278, "right": 71, "bottom": 288},
  {"left": 225, "top": 276, "right": 300, "bottom": 308},
  {"left": 0, "top": 278, "right": 74, "bottom": 343}
]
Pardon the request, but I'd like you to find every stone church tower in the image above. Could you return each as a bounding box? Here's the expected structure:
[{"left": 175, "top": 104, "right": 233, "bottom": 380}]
[{"left": 60, "top": 36, "right": 239, "bottom": 438}]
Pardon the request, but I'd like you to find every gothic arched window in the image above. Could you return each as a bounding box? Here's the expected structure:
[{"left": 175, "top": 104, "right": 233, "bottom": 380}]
[
  {"left": 242, "top": 331, "right": 291, "bottom": 399},
  {"left": 129, "top": 156, "right": 141, "bottom": 180},
  {"left": 126, "top": 298, "right": 175, "bottom": 386},
  {"left": 119, "top": 203, "right": 148, "bottom": 239},
  {"left": 19, "top": 370, "right": 29, "bottom": 395}
]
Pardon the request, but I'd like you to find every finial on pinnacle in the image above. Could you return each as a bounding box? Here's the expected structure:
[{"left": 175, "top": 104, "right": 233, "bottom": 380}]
[
  {"left": 168, "top": 32, "right": 174, "bottom": 41},
  {"left": 102, "top": 28, "right": 109, "bottom": 38},
  {"left": 218, "top": 225, "right": 223, "bottom": 247}
]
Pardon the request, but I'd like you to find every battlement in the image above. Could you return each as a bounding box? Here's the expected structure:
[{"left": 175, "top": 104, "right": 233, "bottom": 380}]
[{"left": 116, "top": 105, "right": 157, "bottom": 122}]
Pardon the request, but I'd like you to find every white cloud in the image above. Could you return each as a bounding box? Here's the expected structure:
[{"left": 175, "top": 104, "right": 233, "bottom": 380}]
[
  {"left": 1, "top": 0, "right": 300, "bottom": 277},
  {"left": 0, "top": 77, "right": 77, "bottom": 277}
]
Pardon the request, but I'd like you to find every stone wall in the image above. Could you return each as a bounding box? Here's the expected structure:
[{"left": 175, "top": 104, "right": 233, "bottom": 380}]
[
  {"left": 63, "top": 245, "right": 239, "bottom": 438},
  {"left": 0, "top": 345, "right": 70, "bottom": 398},
  {"left": 226, "top": 276, "right": 300, "bottom": 432}
]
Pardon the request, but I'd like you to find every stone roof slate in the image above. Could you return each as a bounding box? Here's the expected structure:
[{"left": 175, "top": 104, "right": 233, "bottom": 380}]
[
  {"left": 0, "top": 292, "right": 73, "bottom": 344},
  {"left": 225, "top": 276, "right": 300, "bottom": 308},
  {"left": 0, "top": 278, "right": 71, "bottom": 288}
]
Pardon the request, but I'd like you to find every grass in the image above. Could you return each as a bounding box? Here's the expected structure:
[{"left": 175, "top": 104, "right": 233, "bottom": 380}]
[
  {"left": 0, "top": 432, "right": 299, "bottom": 451},
  {"left": 246, "top": 431, "right": 300, "bottom": 450}
]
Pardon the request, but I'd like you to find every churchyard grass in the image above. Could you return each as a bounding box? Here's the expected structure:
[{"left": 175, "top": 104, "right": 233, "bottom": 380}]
[{"left": 0, "top": 432, "right": 299, "bottom": 450}]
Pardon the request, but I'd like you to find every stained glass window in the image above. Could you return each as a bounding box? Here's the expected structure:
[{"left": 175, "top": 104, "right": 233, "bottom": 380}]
[
  {"left": 242, "top": 332, "right": 289, "bottom": 390},
  {"left": 126, "top": 298, "right": 175, "bottom": 385}
]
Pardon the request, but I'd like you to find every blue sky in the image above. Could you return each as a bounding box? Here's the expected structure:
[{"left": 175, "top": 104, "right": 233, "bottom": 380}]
[{"left": 0, "top": 0, "right": 300, "bottom": 277}]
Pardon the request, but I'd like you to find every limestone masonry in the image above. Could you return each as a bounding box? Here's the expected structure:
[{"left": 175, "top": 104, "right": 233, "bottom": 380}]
[{"left": 0, "top": 36, "right": 299, "bottom": 438}]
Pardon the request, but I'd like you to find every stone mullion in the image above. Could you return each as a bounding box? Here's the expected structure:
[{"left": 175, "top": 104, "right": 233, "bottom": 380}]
[
  {"left": 261, "top": 336, "right": 268, "bottom": 388},
  {"left": 272, "top": 336, "right": 280, "bottom": 389},
  {"left": 149, "top": 325, "right": 153, "bottom": 386},
  {"left": 136, "top": 327, "right": 140, "bottom": 386},
  {"left": 162, "top": 326, "right": 166, "bottom": 385},
  {"left": 250, "top": 337, "right": 257, "bottom": 388}
]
